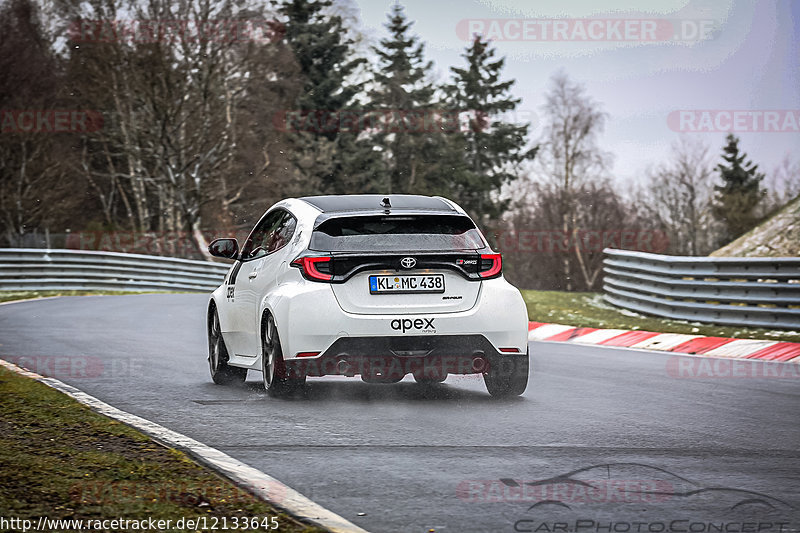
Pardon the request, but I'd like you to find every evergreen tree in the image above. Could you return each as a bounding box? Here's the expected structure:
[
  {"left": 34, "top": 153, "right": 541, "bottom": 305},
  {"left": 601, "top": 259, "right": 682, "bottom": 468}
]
[
  {"left": 278, "top": 0, "right": 363, "bottom": 119},
  {"left": 368, "top": 4, "right": 442, "bottom": 194},
  {"left": 712, "top": 134, "right": 764, "bottom": 241},
  {"left": 0, "top": 0, "right": 78, "bottom": 245},
  {"left": 447, "top": 36, "right": 536, "bottom": 222},
  {"left": 276, "top": 0, "right": 378, "bottom": 194}
]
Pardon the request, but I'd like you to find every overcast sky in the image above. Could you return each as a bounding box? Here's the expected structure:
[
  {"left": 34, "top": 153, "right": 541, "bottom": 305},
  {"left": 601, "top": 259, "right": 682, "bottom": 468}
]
[{"left": 349, "top": 0, "right": 800, "bottom": 187}]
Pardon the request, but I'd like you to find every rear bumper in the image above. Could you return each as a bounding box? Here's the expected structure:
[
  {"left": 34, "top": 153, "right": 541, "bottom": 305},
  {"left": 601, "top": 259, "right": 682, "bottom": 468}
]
[
  {"left": 286, "top": 334, "right": 527, "bottom": 379},
  {"left": 277, "top": 277, "right": 529, "bottom": 362}
]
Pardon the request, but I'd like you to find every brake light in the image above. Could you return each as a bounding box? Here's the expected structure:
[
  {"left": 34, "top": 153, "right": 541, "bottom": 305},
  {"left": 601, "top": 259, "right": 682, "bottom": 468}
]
[
  {"left": 479, "top": 253, "right": 502, "bottom": 278},
  {"left": 291, "top": 256, "right": 333, "bottom": 281},
  {"left": 296, "top": 352, "right": 321, "bottom": 358},
  {"left": 499, "top": 347, "right": 520, "bottom": 353}
]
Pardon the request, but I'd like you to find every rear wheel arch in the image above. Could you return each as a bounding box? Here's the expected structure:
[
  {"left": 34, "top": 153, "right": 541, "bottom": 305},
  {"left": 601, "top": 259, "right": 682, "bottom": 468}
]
[
  {"left": 259, "top": 305, "right": 275, "bottom": 355},
  {"left": 207, "top": 299, "right": 221, "bottom": 336},
  {"left": 207, "top": 298, "right": 217, "bottom": 322}
]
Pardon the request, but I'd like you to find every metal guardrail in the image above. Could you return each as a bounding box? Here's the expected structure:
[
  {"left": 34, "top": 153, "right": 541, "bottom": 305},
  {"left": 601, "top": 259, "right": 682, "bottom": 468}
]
[
  {"left": 602, "top": 248, "right": 800, "bottom": 329},
  {"left": 0, "top": 249, "right": 230, "bottom": 292},
  {"left": 5, "top": 247, "right": 798, "bottom": 328}
]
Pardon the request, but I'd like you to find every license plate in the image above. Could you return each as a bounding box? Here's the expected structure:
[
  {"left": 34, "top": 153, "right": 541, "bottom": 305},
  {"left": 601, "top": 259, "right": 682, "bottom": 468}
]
[{"left": 369, "top": 274, "right": 445, "bottom": 294}]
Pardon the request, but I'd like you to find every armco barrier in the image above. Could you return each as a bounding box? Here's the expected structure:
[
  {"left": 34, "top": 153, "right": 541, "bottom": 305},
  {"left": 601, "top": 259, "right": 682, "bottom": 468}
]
[
  {"left": 602, "top": 248, "right": 800, "bottom": 329},
  {"left": 0, "top": 249, "right": 230, "bottom": 292}
]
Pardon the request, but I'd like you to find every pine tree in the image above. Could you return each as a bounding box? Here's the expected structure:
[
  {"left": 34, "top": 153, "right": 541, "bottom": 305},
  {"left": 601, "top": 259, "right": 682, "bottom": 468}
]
[
  {"left": 446, "top": 35, "right": 536, "bottom": 222},
  {"left": 276, "top": 0, "right": 378, "bottom": 194},
  {"left": 368, "top": 3, "right": 441, "bottom": 194},
  {"left": 712, "top": 134, "right": 764, "bottom": 242},
  {"left": 0, "top": 0, "right": 78, "bottom": 245},
  {"left": 278, "top": 0, "right": 363, "bottom": 118}
]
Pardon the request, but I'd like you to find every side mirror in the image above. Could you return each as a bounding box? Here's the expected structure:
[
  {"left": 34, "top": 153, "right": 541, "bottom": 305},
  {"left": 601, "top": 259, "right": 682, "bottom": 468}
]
[{"left": 208, "top": 238, "right": 239, "bottom": 260}]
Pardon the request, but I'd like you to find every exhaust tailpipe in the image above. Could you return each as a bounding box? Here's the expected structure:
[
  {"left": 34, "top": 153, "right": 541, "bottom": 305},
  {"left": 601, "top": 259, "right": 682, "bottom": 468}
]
[
  {"left": 337, "top": 359, "right": 352, "bottom": 375},
  {"left": 471, "top": 356, "right": 487, "bottom": 373}
]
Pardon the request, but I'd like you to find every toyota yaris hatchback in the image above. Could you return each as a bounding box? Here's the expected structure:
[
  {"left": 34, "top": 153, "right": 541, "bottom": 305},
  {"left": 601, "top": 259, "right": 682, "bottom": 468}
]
[{"left": 206, "top": 194, "right": 530, "bottom": 397}]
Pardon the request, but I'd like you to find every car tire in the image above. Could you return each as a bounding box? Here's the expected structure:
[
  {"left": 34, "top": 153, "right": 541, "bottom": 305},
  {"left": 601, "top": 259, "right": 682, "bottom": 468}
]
[
  {"left": 261, "top": 313, "right": 305, "bottom": 396},
  {"left": 208, "top": 307, "right": 247, "bottom": 385},
  {"left": 483, "top": 350, "right": 529, "bottom": 398}
]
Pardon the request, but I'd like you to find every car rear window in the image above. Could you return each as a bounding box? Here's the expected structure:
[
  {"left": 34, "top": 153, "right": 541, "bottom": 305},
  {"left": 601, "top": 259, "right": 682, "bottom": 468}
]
[{"left": 309, "top": 214, "right": 486, "bottom": 252}]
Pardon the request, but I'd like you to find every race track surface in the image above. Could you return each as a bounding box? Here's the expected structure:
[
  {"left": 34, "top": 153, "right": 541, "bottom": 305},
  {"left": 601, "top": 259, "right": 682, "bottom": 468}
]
[{"left": 1, "top": 294, "right": 798, "bottom": 532}]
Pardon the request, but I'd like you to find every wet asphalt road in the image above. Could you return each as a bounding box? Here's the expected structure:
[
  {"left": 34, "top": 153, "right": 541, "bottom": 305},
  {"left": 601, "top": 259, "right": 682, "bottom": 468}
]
[{"left": 0, "top": 293, "right": 798, "bottom": 533}]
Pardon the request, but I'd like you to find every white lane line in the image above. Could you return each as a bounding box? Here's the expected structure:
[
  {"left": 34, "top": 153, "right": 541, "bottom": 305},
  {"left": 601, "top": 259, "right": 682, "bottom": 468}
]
[
  {"left": 0, "top": 296, "right": 63, "bottom": 306},
  {"left": 631, "top": 334, "right": 702, "bottom": 351},
  {"left": 0, "top": 358, "right": 369, "bottom": 533},
  {"left": 527, "top": 324, "right": 575, "bottom": 341},
  {"left": 571, "top": 329, "right": 629, "bottom": 345},
  {"left": 704, "top": 339, "right": 779, "bottom": 359}
]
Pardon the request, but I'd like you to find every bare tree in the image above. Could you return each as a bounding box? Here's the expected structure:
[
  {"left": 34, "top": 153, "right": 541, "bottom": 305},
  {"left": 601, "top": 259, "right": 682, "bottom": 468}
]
[
  {"left": 61, "top": 0, "right": 288, "bottom": 256},
  {"left": 0, "top": 0, "right": 82, "bottom": 246},
  {"left": 640, "top": 136, "right": 718, "bottom": 256},
  {"left": 532, "top": 71, "right": 611, "bottom": 289},
  {"left": 501, "top": 178, "right": 650, "bottom": 291},
  {"left": 762, "top": 154, "right": 800, "bottom": 215},
  {"left": 0, "top": 136, "right": 79, "bottom": 246}
]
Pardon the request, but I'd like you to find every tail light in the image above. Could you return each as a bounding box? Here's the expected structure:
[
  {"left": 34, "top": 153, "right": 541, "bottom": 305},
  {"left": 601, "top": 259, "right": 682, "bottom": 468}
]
[
  {"left": 479, "top": 253, "right": 502, "bottom": 279},
  {"left": 291, "top": 256, "right": 333, "bottom": 281}
]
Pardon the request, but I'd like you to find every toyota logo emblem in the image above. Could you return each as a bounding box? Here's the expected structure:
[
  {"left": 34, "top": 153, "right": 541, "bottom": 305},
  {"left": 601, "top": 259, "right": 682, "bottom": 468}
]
[{"left": 400, "top": 257, "right": 416, "bottom": 269}]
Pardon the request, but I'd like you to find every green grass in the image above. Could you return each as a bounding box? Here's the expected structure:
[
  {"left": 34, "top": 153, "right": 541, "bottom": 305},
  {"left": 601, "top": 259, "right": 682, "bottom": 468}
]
[
  {"left": 0, "top": 366, "right": 324, "bottom": 532},
  {"left": 522, "top": 290, "right": 800, "bottom": 343}
]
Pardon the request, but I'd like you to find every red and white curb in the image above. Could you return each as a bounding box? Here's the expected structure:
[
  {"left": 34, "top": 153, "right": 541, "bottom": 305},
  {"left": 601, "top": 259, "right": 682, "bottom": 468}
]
[
  {"left": 0, "top": 358, "right": 369, "bottom": 533},
  {"left": 528, "top": 322, "right": 800, "bottom": 363}
]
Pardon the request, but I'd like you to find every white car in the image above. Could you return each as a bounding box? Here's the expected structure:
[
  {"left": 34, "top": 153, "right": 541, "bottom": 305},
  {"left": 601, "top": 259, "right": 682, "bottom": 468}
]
[{"left": 206, "top": 194, "right": 530, "bottom": 397}]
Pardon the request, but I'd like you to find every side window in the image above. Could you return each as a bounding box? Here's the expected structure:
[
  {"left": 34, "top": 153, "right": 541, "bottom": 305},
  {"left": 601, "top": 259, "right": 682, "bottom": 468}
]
[
  {"left": 269, "top": 213, "right": 297, "bottom": 252},
  {"left": 241, "top": 211, "right": 283, "bottom": 261},
  {"left": 240, "top": 210, "right": 297, "bottom": 260}
]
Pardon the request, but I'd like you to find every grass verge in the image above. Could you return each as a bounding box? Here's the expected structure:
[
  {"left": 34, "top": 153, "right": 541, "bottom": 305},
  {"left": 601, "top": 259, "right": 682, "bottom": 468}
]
[
  {"left": 522, "top": 290, "right": 800, "bottom": 343},
  {"left": 0, "top": 365, "right": 324, "bottom": 532}
]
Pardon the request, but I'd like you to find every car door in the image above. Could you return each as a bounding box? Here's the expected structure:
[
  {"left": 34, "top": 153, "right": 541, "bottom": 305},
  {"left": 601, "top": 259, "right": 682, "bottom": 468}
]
[
  {"left": 226, "top": 210, "right": 284, "bottom": 356},
  {"left": 228, "top": 209, "right": 297, "bottom": 356}
]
